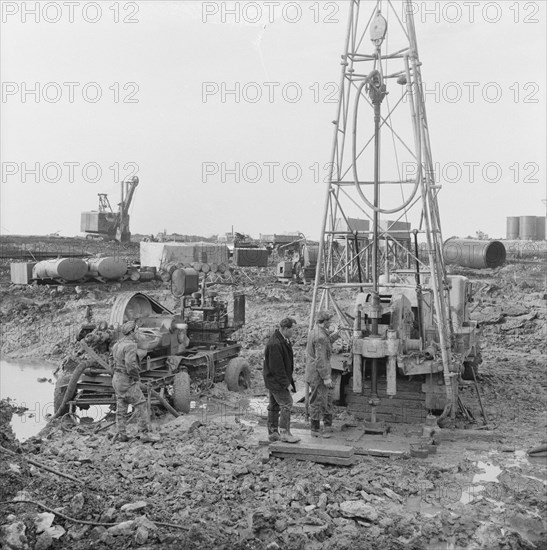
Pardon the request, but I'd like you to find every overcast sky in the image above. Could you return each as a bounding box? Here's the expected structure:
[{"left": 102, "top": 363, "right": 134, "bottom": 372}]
[{"left": 1, "top": 0, "right": 545, "bottom": 240}]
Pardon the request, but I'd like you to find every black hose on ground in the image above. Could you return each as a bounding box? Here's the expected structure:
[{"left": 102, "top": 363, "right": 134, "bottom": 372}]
[
  {"left": 527, "top": 444, "right": 547, "bottom": 456},
  {"left": 52, "top": 360, "right": 94, "bottom": 419}
]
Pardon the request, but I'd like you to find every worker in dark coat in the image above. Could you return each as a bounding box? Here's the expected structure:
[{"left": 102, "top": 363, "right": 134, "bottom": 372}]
[
  {"left": 111, "top": 320, "right": 158, "bottom": 443},
  {"left": 263, "top": 318, "right": 301, "bottom": 443}
]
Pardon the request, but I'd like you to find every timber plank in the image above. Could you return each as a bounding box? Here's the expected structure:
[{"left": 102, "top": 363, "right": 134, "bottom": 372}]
[
  {"left": 353, "top": 448, "right": 405, "bottom": 458},
  {"left": 345, "top": 394, "right": 426, "bottom": 403},
  {"left": 345, "top": 385, "right": 424, "bottom": 392},
  {"left": 345, "top": 400, "right": 426, "bottom": 409},
  {"left": 271, "top": 451, "right": 355, "bottom": 466},
  {"left": 269, "top": 442, "right": 354, "bottom": 458},
  {"left": 346, "top": 403, "right": 426, "bottom": 414},
  {"left": 346, "top": 410, "right": 426, "bottom": 423}
]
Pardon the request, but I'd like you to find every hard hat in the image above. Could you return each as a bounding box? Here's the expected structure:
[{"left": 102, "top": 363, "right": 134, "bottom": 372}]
[
  {"left": 316, "top": 310, "right": 333, "bottom": 323},
  {"left": 121, "top": 320, "right": 137, "bottom": 335}
]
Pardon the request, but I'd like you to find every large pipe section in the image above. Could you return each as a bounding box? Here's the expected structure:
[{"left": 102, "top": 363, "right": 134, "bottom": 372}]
[{"left": 443, "top": 239, "right": 506, "bottom": 269}]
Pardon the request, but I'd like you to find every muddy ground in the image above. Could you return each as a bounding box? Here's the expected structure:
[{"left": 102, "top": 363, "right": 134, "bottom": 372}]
[{"left": 0, "top": 239, "right": 546, "bottom": 549}]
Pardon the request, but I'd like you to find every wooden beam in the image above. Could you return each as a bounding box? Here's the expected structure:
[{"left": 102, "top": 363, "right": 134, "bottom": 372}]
[
  {"left": 269, "top": 442, "right": 354, "bottom": 458},
  {"left": 270, "top": 452, "right": 355, "bottom": 466}
]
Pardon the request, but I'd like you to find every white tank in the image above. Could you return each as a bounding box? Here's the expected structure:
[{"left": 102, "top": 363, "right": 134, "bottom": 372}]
[
  {"left": 87, "top": 257, "right": 127, "bottom": 280},
  {"left": 33, "top": 258, "right": 88, "bottom": 281}
]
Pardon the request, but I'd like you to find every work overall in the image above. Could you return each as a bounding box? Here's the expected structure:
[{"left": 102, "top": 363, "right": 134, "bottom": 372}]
[
  {"left": 112, "top": 338, "right": 149, "bottom": 435},
  {"left": 306, "top": 325, "right": 334, "bottom": 433}
]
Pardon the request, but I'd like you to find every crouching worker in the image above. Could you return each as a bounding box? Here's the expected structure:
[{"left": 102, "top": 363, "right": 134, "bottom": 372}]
[
  {"left": 263, "top": 317, "right": 301, "bottom": 444},
  {"left": 112, "top": 320, "right": 159, "bottom": 443}
]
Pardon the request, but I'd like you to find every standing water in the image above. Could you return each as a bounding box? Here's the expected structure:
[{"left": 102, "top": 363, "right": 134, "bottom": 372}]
[{"left": 0, "top": 359, "right": 58, "bottom": 441}]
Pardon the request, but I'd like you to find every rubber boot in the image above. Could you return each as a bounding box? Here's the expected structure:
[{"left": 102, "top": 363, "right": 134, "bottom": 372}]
[
  {"left": 310, "top": 419, "right": 321, "bottom": 438},
  {"left": 279, "top": 429, "right": 300, "bottom": 444},
  {"left": 268, "top": 423, "right": 280, "bottom": 442},
  {"left": 322, "top": 425, "right": 333, "bottom": 439}
]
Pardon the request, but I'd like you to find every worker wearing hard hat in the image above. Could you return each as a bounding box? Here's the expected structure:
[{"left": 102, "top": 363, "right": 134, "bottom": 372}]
[
  {"left": 111, "top": 320, "right": 159, "bottom": 443},
  {"left": 306, "top": 311, "right": 340, "bottom": 438}
]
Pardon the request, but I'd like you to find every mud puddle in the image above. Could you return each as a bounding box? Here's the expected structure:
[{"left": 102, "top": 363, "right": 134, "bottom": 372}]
[
  {"left": 188, "top": 396, "right": 268, "bottom": 426},
  {"left": 0, "top": 359, "right": 57, "bottom": 441}
]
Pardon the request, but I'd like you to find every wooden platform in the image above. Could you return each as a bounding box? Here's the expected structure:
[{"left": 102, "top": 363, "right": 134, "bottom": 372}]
[{"left": 269, "top": 441, "right": 355, "bottom": 466}]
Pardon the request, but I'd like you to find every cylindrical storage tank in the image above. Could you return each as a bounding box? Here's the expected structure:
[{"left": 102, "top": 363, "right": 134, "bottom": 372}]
[
  {"left": 443, "top": 239, "right": 506, "bottom": 269},
  {"left": 303, "top": 245, "right": 319, "bottom": 267},
  {"left": 87, "top": 257, "right": 127, "bottom": 280},
  {"left": 519, "top": 216, "right": 537, "bottom": 240},
  {"left": 535, "top": 217, "right": 546, "bottom": 241},
  {"left": 506, "top": 217, "right": 520, "bottom": 240},
  {"left": 171, "top": 268, "right": 199, "bottom": 296},
  {"left": 33, "top": 258, "right": 88, "bottom": 281}
]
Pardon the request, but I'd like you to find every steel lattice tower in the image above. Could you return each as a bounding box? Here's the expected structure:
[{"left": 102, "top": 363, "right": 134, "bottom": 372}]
[{"left": 310, "top": 0, "right": 458, "bottom": 418}]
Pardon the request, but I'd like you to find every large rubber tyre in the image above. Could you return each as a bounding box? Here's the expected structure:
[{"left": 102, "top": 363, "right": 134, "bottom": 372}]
[
  {"left": 173, "top": 371, "right": 191, "bottom": 413},
  {"left": 53, "top": 371, "right": 75, "bottom": 416},
  {"left": 224, "top": 358, "right": 251, "bottom": 392}
]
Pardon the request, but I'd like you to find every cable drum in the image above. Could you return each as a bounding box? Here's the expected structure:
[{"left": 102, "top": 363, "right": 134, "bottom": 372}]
[{"left": 443, "top": 239, "right": 506, "bottom": 269}]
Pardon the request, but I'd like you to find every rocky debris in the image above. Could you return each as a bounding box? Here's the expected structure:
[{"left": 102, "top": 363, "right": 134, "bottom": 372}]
[
  {"left": 1, "top": 246, "right": 546, "bottom": 548},
  {"left": 5, "top": 411, "right": 546, "bottom": 549},
  {"left": 0, "top": 399, "right": 26, "bottom": 452},
  {"left": 34, "top": 512, "right": 55, "bottom": 533},
  {"left": 0, "top": 520, "right": 28, "bottom": 550},
  {"left": 120, "top": 501, "right": 148, "bottom": 512},
  {"left": 339, "top": 500, "right": 378, "bottom": 522}
]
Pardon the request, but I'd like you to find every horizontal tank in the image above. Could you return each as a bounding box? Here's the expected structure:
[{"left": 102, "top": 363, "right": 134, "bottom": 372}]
[
  {"left": 33, "top": 258, "right": 88, "bottom": 281},
  {"left": 519, "top": 216, "right": 537, "bottom": 240},
  {"left": 87, "top": 257, "right": 127, "bottom": 280},
  {"left": 443, "top": 239, "right": 506, "bottom": 269},
  {"left": 506, "top": 217, "right": 520, "bottom": 240}
]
